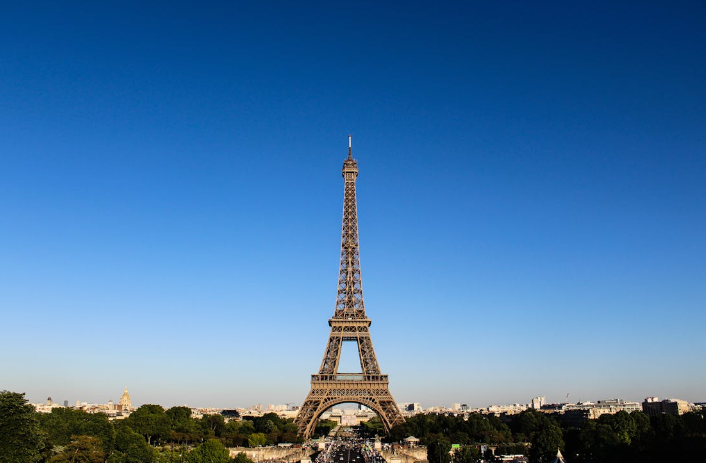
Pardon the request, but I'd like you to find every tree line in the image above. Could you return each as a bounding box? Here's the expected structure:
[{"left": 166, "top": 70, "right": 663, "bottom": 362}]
[
  {"left": 5, "top": 389, "right": 706, "bottom": 463},
  {"left": 0, "top": 390, "right": 301, "bottom": 463},
  {"left": 389, "top": 407, "right": 706, "bottom": 462}
]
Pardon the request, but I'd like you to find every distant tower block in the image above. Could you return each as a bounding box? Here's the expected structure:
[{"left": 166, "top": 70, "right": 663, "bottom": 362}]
[
  {"left": 119, "top": 387, "right": 132, "bottom": 411},
  {"left": 294, "top": 137, "right": 405, "bottom": 438}
]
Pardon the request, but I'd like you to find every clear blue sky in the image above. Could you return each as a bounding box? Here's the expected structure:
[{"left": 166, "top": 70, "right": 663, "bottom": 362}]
[{"left": 1, "top": 1, "right": 705, "bottom": 409}]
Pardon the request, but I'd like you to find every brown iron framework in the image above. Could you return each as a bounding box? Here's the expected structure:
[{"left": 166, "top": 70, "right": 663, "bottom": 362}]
[{"left": 295, "top": 137, "right": 405, "bottom": 438}]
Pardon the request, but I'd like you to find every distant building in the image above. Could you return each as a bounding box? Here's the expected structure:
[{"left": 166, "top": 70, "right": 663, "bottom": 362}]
[
  {"left": 531, "top": 396, "right": 546, "bottom": 410},
  {"left": 32, "top": 398, "right": 64, "bottom": 413},
  {"left": 486, "top": 403, "right": 528, "bottom": 415},
  {"left": 591, "top": 399, "right": 640, "bottom": 418},
  {"left": 642, "top": 397, "right": 690, "bottom": 416},
  {"left": 562, "top": 399, "right": 641, "bottom": 420},
  {"left": 401, "top": 403, "right": 422, "bottom": 412},
  {"left": 118, "top": 387, "right": 132, "bottom": 412}
]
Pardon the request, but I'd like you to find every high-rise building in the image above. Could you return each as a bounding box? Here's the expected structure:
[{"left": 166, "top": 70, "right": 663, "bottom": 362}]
[
  {"left": 402, "top": 403, "right": 422, "bottom": 412},
  {"left": 531, "top": 396, "right": 546, "bottom": 409}
]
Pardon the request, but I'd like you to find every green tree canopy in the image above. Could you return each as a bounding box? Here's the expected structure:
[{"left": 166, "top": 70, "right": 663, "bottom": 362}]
[
  {"left": 0, "top": 390, "right": 44, "bottom": 463},
  {"left": 187, "top": 439, "right": 231, "bottom": 463},
  {"left": 238, "top": 420, "right": 256, "bottom": 435},
  {"left": 49, "top": 435, "right": 105, "bottom": 463},
  {"left": 110, "top": 424, "right": 155, "bottom": 463},
  {"left": 530, "top": 422, "right": 564, "bottom": 463},
  {"left": 427, "top": 437, "right": 452, "bottom": 463},
  {"left": 253, "top": 413, "right": 284, "bottom": 433},
  {"left": 39, "top": 407, "right": 115, "bottom": 453},
  {"left": 166, "top": 406, "right": 195, "bottom": 433},
  {"left": 247, "top": 432, "right": 267, "bottom": 447},
  {"left": 127, "top": 404, "right": 170, "bottom": 445},
  {"left": 313, "top": 419, "right": 337, "bottom": 438},
  {"left": 453, "top": 445, "right": 481, "bottom": 463},
  {"left": 233, "top": 451, "right": 254, "bottom": 463},
  {"left": 200, "top": 413, "right": 226, "bottom": 436}
]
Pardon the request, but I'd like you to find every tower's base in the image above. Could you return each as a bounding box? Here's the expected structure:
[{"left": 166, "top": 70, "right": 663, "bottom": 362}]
[{"left": 295, "top": 375, "right": 405, "bottom": 438}]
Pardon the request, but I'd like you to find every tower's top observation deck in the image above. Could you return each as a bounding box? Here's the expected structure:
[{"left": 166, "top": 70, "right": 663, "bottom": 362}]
[{"left": 342, "top": 134, "right": 358, "bottom": 180}]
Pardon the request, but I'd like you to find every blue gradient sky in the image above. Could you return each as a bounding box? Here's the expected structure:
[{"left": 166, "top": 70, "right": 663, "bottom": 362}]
[{"left": 1, "top": 1, "right": 705, "bottom": 409}]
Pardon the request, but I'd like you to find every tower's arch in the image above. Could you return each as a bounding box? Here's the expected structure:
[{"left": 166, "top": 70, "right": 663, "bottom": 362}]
[{"left": 300, "top": 397, "right": 396, "bottom": 439}]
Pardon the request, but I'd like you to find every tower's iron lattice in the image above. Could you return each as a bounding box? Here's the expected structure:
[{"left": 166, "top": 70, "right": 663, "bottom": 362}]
[{"left": 295, "top": 137, "right": 405, "bottom": 438}]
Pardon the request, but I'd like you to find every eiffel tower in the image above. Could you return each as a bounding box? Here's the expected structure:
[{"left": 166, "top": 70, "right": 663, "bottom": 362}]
[{"left": 295, "top": 136, "right": 405, "bottom": 438}]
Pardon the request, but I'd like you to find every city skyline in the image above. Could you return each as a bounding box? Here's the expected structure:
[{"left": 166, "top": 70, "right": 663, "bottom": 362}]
[
  {"left": 21, "top": 387, "right": 698, "bottom": 413},
  {"left": 1, "top": 1, "right": 705, "bottom": 408}
]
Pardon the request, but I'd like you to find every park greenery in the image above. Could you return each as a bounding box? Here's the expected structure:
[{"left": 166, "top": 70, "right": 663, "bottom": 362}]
[
  {"left": 0, "top": 391, "right": 299, "bottom": 463},
  {"left": 3, "top": 390, "right": 706, "bottom": 463},
  {"left": 387, "top": 408, "right": 706, "bottom": 462}
]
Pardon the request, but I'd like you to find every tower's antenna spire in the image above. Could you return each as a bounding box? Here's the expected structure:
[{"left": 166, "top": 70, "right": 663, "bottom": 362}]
[{"left": 348, "top": 134, "right": 352, "bottom": 158}]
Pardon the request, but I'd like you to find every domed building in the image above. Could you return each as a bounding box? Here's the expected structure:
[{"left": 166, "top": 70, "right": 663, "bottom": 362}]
[{"left": 118, "top": 387, "right": 132, "bottom": 412}]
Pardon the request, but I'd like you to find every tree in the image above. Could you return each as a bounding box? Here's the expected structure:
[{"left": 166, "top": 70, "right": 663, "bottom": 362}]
[
  {"left": 279, "top": 420, "right": 302, "bottom": 444},
  {"left": 109, "top": 425, "right": 155, "bottom": 463},
  {"left": 361, "top": 417, "right": 385, "bottom": 437},
  {"left": 127, "top": 404, "right": 170, "bottom": 445},
  {"left": 494, "top": 443, "right": 528, "bottom": 456},
  {"left": 254, "top": 413, "right": 283, "bottom": 433},
  {"left": 511, "top": 409, "right": 544, "bottom": 442},
  {"left": 0, "top": 390, "right": 44, "bottom": 463},
  {"left": 248, "top": 432, "right": 267, "bottom": 447},
  {"left": 313, "top": 419, "right": 337, "bottom": 438},
  {"left": 529, "top": 422, "right": 563, "bottom": 463},
  {"left": 201, "top": 414, "right": 226, "bottom": 436},
  {"left": 222, "top": 421, "right": 247, "bottom": 447},
  {"left": 39, "top": 407, "right": 115, "bottom": 454},
  {"left": 427, "top": 437, "right": 452, "bottom": 463},
  {"left": 166, "top": 406, "right": 195, "bottom": 433},
  {"left": 49, "top": 435, "right": 105, "bottom": 463},
  {"left": 233, "top": 452, "right": 254, "bottom": 463},
  {"left": 154, "top": 444, "right": 190, "bottom": 463},
  {"left": 607, "top": 411, "right": 638, "bottom": 445},
  {"left": 238, "top": 420, "right": 256, "bottom": 435},
  {"left": 187, "top": 439, "right": 231, "bottom": 463},
  {"left": 454, "top": 445, "right": 480, "bottom": 463}
]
